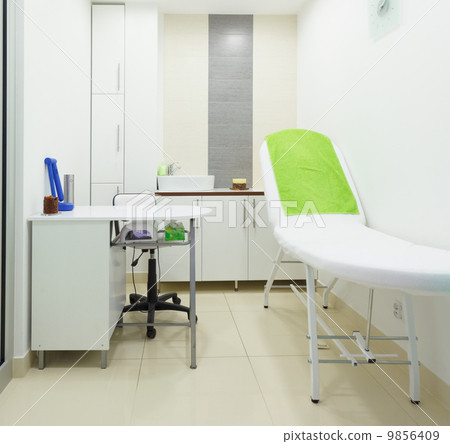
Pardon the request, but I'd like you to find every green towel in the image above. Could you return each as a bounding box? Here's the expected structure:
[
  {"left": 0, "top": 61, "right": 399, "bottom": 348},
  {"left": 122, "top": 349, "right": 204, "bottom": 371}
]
[{"left": 265, "top": 129, "right": 359, "bottom": 216}]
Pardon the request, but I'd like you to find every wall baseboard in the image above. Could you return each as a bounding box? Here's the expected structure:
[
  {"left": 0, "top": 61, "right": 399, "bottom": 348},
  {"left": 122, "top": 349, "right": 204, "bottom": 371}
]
[
  {"left": 12, "top": 350, "right": 34, "bottom": 378},
  {"left": 126, "top": 272, "right": 147, "bottom": 284},
  {"left": 319, "top": 285, "right": 450, "bottom": 411}
]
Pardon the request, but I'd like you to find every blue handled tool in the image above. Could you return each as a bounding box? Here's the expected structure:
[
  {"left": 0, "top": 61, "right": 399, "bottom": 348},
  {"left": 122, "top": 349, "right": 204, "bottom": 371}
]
[{"left": 44, "top": 158, "right": 74, "bottom": 211}]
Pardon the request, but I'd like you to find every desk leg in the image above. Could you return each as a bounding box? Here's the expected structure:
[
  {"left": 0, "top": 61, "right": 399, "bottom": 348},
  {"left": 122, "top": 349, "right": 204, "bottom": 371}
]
[
  {"left": 100, "top": 350, "right": 107, "bottom": 369},
  {"left": 189, "top": 218, "right": 197, "bottom": 369},
  {"left": 38, "top": 351, "right": 45, "bottom": 370}
]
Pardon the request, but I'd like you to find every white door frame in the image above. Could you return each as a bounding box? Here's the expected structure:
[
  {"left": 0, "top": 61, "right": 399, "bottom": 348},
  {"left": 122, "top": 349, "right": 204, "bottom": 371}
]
[{"left": 0, "top": 0, "right": 17, "bottom": 393}]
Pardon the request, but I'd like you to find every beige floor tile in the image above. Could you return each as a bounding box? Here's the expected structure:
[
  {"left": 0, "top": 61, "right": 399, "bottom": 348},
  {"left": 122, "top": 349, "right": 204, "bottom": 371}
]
[
  {"left": 127, "top": 283, "right": 229, "bottom": 312},
  {"left": 225, "top": 289, "right": 303, "bottom": 312},
  {"left": 250, "top": 356, "right": 417, "bottom": 426},
  {"left": 131, "top": 357, "right": 273, "bottom": 425},
  {"left": 109, "top": 315, "right": 146, "bottom": 360},
  {"left": 232, "top": 307, "right": 311, "bottom": 356},
  {"left": 0, "top": 359, "right": 141, "bottom": 425},
  {"left": 2, "top": 285, "right": 447, "bottom": 427},
  {"left": 174, "top": 291, "right": 230, "bottom": 312},
  {"left": 11, "top": 359, "right": 141, "bottom": 425},
  {"left": 361, "top": 363, "right": 450, "bottom": 426},
  {"left": 143, "top": 311, "right": 246, "bottom": 359},
  {"left": 0, "top": 367, "right": 68, "bottom": 425}
]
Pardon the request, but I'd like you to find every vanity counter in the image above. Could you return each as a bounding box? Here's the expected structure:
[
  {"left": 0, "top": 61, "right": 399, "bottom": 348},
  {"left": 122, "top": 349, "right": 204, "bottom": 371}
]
[{"left": 155, "top": 188, "right": 264, "bottom": 197}]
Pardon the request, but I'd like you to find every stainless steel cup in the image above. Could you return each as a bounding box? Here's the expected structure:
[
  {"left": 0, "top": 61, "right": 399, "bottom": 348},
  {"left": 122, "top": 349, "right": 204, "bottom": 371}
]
[{"left": 64, "top": 174, "right": 74, "bottom": 204}]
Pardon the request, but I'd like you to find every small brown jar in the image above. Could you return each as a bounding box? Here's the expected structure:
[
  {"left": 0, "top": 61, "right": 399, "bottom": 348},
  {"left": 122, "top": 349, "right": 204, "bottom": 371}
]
[{"left": 43, "top": 195, "right": 59, "bottom": 214}]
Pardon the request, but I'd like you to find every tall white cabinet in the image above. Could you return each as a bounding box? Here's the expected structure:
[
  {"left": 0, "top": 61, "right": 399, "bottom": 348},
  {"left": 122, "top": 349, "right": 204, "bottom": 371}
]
[{"left": 91, "top": 5, "right": 125, "bottom": 205}]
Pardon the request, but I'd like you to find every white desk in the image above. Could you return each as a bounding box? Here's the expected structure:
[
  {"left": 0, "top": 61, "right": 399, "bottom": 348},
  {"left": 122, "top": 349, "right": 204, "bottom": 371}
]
[{"left": 29, "top": 205, "right": 211, "bottom": 369}]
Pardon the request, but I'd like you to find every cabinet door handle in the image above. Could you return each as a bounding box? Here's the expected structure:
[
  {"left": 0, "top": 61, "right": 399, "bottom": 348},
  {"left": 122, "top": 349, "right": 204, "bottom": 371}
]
[
  {"left": 243, "top": 201, "right": 246, "bottom": 227},
  {"left": 117, "top": 63, "right": 121, "bottom": 92},
  {"left": 117, "top": 125, "right": 120, "bottom": 152},
  {"left": 195, "top": 199, "right": 200, "bottom": 229},
  {"left": 253, "top": 198, "right": 256, "bottom": 229}
]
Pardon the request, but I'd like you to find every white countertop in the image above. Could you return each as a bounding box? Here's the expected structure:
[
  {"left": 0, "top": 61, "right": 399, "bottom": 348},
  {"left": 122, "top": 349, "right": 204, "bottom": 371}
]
[
  {"left": 155, "top": 187, "right": 264, "bottom": 194},
  {"left": 29, "top": 205, "right": 212, "bottom": 222}
]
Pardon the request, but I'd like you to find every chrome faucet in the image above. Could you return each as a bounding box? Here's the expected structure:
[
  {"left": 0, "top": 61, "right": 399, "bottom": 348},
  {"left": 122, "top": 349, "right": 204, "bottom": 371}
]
[{"left": 168, "top": 162, "right": 181, "bottom": 176}]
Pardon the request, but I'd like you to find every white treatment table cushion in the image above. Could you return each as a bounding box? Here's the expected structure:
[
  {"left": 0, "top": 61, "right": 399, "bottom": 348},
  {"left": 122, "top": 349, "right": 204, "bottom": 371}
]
[
  {"left": 260, "top": 137, "right": 450, "bottom": 296},
  {"left": 274, "top": 223, "right": 450, "bottom": 295}
]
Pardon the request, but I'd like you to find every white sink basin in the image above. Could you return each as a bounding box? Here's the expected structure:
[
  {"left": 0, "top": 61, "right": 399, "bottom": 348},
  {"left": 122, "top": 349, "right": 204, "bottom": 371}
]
[{"left": 157, "top": 175, "right": 215, "bottom": 191}]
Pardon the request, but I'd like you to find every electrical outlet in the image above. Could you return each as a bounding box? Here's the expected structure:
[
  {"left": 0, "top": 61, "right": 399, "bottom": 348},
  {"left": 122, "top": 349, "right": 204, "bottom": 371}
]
[{"left": 393, "top": 300, "right": 403, "bottom": 320}]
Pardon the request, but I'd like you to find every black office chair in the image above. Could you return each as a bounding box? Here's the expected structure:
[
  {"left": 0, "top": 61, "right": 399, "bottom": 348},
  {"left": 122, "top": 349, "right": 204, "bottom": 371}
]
[{"left": 113, "top": 193, "right": 191, "bottom": 338}]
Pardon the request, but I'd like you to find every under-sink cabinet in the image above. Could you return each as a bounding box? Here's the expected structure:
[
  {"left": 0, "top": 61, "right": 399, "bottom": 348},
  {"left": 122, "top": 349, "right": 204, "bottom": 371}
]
[{"left": 156, "top": 193, "right": 306, "bottom": 283}]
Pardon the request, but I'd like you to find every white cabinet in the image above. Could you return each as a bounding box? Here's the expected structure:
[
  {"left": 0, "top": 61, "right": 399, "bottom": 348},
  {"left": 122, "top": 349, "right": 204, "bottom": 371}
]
[
  {"left": 155, "top": 193, "right": 305, "bottom": 283},
  {"left": 31, "top": 220, "right": 126, "bottom": 353},
  {"left": 157, "top": 196, "right": 202, "bottom": 282},
  {"left": 92, "top": 5, "right": 125, "bottom": 95},
  {"left": 91, "top": 5, "right": 125, "bottom": 205},
  {"left": 91, "top": 94, "right": 124, "bottom": 184},
  {"left": 248, "top": 195, "right": 305, "bottom": 281},
  {"left": 91, "top": 183, "right": 123, "bottom": 206},
  {"left": 201, "top": 196, "right": 248, "bottom": 281}
]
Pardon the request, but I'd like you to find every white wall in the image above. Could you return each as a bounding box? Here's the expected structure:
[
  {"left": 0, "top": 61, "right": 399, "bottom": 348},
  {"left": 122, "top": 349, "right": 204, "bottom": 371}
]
[
  {"left": 163, "top": 14, "right": 298, "bottom": 183},
  {"left": 124, "top": 2, "right": 163, "bottom": 193},
  {"left": 253, "top": 15, "right": 297, "bottom": 189},
  {"left": 163, "top": 14, "right": 208, "bottom": 176},
  {"left": 14, "top": 0, "right": 92, "bottom": 357},
  {"left": 297, "top": 0, "right": 450, "bottom": 384}
]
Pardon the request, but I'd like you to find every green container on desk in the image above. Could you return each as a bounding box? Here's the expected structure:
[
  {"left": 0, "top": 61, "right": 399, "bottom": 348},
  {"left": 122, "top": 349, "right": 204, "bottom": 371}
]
[{"left": 164, "top": 222, "right": 185, "bottom": 241}]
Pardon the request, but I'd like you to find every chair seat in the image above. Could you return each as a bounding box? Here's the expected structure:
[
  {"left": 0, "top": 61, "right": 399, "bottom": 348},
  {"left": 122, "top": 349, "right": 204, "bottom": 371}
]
[{"left": 274, "top": 223, "right": 450, "bottom": 295}]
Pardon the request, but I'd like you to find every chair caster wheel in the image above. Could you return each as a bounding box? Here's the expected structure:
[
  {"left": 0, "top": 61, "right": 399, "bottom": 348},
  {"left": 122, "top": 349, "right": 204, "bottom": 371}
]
[
  {"left": 310, "top": 397, "right": 319, "bottom": 404},
  {"left": 130, "top": 293, "right": 145, "bottom": 305},
  {"left": 147, "top": 329, "right": 156, "bottom": 339},
  {"left": 187, "top": 314, "right": 198, "bottom": 323},
  {"left": 172, "top": 296, "right": 181, "bottom": 305}
]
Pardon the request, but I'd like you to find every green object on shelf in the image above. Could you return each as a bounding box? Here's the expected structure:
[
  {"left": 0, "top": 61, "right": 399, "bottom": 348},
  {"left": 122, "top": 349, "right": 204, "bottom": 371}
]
[
  {"left": 158, "top": 163, "right": 168, "bottom": 176},
  {"left": 165, "top": 221, "right": 185, "bottom": 241}
]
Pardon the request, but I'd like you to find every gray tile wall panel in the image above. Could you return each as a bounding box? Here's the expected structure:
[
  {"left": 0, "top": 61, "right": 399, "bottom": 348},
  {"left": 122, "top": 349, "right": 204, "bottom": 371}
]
[
  {"left": 208, "top": 14, "right": 253, "bottom": 188},
  {"left": 209, "top": 78, "right": 253, "bottom": 103},
  {"left": 209, "top": 33, "right": 253, "bottom": 58},
  {"left": 209, "top": 14, "right": 254, "bottom": 35},
  {"left": 209, "top": 57, "right": 253, "bottom": 80},
  {"left": 209, "top": 124, "right": 253, "bottom": 148},
  {"left": 209, "top": 146, "right": 253, "bottom": 188},
  {"left": 209, "top": 102, "right": 252, "bottom": 125}
]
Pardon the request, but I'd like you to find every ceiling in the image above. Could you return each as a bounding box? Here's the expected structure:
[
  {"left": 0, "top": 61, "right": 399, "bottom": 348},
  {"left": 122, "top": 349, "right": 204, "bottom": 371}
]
[{"left": 94, "top": 0, "right": 307, "bottom": 14}]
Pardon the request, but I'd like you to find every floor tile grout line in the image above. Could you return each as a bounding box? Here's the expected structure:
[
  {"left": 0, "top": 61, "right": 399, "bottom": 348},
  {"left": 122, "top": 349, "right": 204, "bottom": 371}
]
[
  {"left": 245, "top": 354, "right": 276, "bottom": 426},
  {"left": 128, "top": 336, "right": 147, "bottom": 426},
  {"left": 226, "top": 291, "right": 276, "bottom": 425}
]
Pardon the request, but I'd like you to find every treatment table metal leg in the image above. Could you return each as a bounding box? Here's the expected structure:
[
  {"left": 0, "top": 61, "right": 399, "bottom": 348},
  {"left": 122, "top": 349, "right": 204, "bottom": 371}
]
[
  {"left": 189, "top": 218, "right": 197, "bottom": 369},
  {"left": 404, "top": 293, "right": 420, "bottom": 404},
  {"left": 264, "top": 247, "right": 283, "bottom": 308},
  {"left": 305, "top": 264, "right": 320, "bottom": 403},
  {"left": 365, "top": 289, "right": 375, "bottom": 352},
  {"left": 322, "top": 277, "right": 338, "bottom": 309}
]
